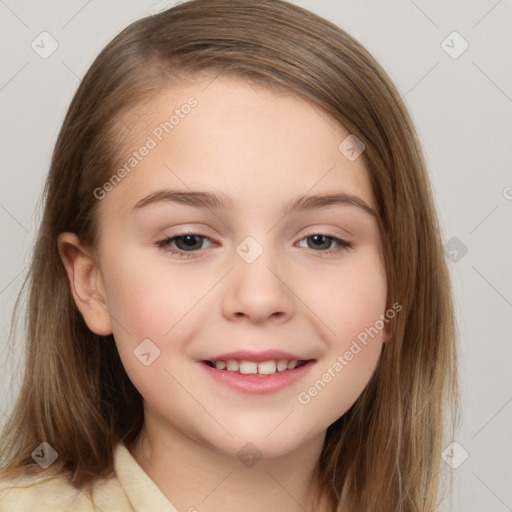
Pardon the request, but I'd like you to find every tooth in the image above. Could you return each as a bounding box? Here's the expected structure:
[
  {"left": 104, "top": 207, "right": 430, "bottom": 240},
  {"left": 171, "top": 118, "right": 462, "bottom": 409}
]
[
  {"left": 276, "top": 359, "right": 289, "bottom": 372},
  {"left": 258, "top": 360, "right": 277, "bottom": 375},
  {"left": 287, "top": 360, "right": 298, "bottom": 370},
  {"left": 226, "top": 359, "right": 239, "bottom": 372},
  {"left": 239, "top": 360, "right": 258, "bottom": 374},
  {"left": 215, "top": 361, "right": 226, "bottom": 370}
]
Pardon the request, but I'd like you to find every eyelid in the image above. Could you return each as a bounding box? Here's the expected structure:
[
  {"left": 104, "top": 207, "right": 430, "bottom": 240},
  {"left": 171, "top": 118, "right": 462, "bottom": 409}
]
[
  {"left": 155, "top": 229, "right": 217, "bottom": 257},
  {"left": 300, "top": 226, "right": 352, "bottom": 241},
  {"left": 156, "top": 227, "right": 351, "bottom": 245},
  {"left": 155, "top": 227, "right": 353, "bottom": 259},
  {"left": 156, "top": 229, "right": 217, "bottom": 247},
  {"left": 297, "top": 230, "right": 353, "bottom": 255}
]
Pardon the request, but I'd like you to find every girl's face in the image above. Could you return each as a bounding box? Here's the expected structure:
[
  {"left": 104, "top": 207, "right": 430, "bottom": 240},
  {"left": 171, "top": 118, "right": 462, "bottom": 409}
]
[{"left": 83, "top": 76, "right": 388, "bottom": 458}]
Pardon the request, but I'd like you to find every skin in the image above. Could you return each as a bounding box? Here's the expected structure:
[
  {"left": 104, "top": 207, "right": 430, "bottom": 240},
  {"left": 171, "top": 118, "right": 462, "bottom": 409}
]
[{"left": 59, "top": 75, "right": 390, "bottom": 512}]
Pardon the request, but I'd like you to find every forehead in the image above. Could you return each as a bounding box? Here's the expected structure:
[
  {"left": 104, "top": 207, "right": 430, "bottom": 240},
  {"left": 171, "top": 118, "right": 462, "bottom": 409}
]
[{"left": 102, "top": 75, "right": 374, "bottom": 215}]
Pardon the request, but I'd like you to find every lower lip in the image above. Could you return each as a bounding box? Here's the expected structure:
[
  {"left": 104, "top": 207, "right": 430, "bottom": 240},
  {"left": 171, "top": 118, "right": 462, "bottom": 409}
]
[{"left": 199, "top": 361, "right": 315, "bottom": 395}]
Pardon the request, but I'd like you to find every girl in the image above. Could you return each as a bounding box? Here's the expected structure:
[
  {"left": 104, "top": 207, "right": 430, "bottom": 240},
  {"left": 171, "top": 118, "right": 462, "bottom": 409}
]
[{"left": 0, "top": 1, "right": 457, "bottom": 510}]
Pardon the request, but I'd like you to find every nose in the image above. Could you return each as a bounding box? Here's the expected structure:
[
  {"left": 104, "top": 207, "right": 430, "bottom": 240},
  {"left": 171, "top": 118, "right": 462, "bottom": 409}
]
[{"left": 222, "top": 248, "right": 295, "bottom": 324}]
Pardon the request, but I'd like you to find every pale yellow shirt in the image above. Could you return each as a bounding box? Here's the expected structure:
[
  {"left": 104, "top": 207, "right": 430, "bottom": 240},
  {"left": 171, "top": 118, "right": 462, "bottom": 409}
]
[{"left": 0, "top": 443, "right": 179, "bottom": 511}]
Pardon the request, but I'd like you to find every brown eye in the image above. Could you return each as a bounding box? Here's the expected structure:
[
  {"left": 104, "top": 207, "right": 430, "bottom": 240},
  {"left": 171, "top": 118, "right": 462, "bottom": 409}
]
[
  {"left": 155, "top": 232, "right": 215, "bottom": 258},
  {"left": 172, "top": 234, "right": 205, "bottom": 251}
]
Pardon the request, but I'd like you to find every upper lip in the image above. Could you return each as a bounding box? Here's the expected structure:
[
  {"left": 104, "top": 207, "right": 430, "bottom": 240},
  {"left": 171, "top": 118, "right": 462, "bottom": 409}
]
[{"left": 202, "top": 350, "right": 314, "bottom": 363}]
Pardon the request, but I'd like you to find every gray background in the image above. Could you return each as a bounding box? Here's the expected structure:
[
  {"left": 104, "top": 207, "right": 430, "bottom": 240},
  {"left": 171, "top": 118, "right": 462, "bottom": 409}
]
[{"left": 1, "top": 1, "right": 511, "bottom": 510}]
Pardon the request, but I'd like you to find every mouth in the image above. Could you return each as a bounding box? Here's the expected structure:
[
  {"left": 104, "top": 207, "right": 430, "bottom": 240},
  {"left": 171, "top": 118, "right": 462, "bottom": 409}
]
[
  {"left": 202, "top": 358, "right": 312, "bottom": 376},
  {"left": 198, "top": 350, "right": 316, "bottom": 394}
]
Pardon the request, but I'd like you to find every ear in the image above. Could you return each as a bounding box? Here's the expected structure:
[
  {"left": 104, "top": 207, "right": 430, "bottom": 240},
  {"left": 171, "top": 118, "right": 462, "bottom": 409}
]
[{"left": 57, "top": 232, "right": 113, "bottom": 336}]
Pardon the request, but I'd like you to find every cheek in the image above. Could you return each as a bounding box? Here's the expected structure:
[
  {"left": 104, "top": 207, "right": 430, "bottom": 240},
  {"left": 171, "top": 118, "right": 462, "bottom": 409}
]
[
  {"left": 296, "top": 250, "right": 386, "bottom": 419},
  {"left": 316, "top": 248, "right": 387, "bottom": 346},
  {"left": 101, "top": 253, "right": 206, "bottom": 340},
  {"left": 99, "top": 253, "right": 207, "bottom": 399}
]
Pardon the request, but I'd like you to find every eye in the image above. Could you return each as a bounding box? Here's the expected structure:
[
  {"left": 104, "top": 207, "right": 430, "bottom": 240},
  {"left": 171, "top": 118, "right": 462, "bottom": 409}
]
[
  {"left": 297, "top": 233, "right": 352, "bottom": 256},
  {"left": 155, "top": 231, "right": 352, "bottom": 259},
  {"left": 155, "top": 232, "right": 215, "bottom": 259}
]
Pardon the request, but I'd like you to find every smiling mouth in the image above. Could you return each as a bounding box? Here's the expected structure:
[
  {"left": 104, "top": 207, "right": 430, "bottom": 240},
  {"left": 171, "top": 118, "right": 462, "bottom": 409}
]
[{"left": 203, "top": 359, "right": 312, "bottom": 376}]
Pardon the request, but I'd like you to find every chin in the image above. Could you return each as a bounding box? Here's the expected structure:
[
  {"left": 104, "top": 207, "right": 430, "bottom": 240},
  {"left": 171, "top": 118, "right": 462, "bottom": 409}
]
[{"left": 203, "top": 423, "right": 321, "bottom": 461}]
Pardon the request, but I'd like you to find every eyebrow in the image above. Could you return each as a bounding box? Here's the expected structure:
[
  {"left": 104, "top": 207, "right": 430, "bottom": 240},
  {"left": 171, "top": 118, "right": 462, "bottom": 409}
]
[{"left": 132, "top": 189, "right": 376, "bottom": 217}]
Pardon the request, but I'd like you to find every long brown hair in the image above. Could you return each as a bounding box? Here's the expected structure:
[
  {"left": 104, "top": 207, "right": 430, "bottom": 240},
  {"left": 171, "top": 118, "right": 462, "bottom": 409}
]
[{"left": 0, "top": 1, "right": 457, "bottom": 510}]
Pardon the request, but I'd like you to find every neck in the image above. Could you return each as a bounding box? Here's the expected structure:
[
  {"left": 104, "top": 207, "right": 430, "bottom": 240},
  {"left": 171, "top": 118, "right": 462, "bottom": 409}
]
[{"left": 127, "top": 415, "right": 334, "bottom": 512}]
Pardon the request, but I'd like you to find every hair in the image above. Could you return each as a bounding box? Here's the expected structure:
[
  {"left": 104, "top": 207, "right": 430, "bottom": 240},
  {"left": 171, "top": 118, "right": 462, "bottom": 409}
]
[{"left": 0, "top": 1, "right": 458, "bottom": 510}]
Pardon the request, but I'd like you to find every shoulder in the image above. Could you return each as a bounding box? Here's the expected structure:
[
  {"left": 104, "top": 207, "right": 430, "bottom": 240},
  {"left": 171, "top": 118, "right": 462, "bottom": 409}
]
[
  {"left": 0, "top": 471, "right": 123, "bottom": 512},
  {"left": 0, "top": 471, "right": 94, "bottom": 511}
]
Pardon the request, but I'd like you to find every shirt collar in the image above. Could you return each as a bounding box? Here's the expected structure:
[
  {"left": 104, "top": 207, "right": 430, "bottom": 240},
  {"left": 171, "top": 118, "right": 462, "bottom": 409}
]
[{"left": 114, "top": 442, "right": 178, "bottom": 512}]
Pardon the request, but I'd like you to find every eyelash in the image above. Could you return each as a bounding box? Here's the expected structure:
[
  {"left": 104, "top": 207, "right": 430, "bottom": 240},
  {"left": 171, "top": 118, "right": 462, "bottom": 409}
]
[{"left": 155, "top": 230, "right": 353, "bottom": 259}]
